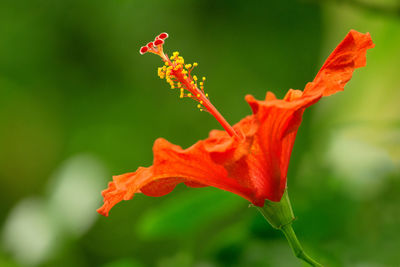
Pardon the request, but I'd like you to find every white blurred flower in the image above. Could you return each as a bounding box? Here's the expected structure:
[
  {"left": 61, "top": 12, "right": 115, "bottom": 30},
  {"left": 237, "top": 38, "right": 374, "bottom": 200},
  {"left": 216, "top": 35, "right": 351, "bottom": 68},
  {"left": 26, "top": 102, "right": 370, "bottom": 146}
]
[
  {"left": 47, "top": 154, "right": 107, "bottom": 236},
  {"left": 2, "top": 154, "right": 107, "bottom": 266},
  {"left": 2, "top": 198, "right": 58, "bottom": 266},
  {"left": 327, "top": 131, "right": 396, "bottom": 198}
]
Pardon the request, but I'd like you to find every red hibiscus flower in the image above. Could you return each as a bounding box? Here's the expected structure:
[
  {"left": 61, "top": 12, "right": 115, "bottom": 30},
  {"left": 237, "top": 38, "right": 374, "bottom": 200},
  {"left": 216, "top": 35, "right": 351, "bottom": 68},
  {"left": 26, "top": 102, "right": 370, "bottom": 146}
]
[{"left": 97, "top": 30, "right": 374, "bottom": 217}]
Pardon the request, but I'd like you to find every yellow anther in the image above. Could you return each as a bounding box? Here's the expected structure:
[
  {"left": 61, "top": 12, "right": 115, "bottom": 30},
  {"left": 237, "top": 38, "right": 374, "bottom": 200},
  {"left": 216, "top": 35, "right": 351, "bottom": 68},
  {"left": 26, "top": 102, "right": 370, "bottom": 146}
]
[
  {"left": 202, "top": 77, "right": 206, "bottom": 81},
  {"left": 153, "top": 46, "right": 208, "bottom": 111}
]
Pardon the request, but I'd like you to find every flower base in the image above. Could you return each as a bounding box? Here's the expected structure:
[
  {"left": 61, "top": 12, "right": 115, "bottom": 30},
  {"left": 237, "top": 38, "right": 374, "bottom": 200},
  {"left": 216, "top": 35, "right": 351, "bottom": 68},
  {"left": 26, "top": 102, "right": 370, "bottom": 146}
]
[{"left": 256, "top": 190, "right": 323, "bottom": 267}]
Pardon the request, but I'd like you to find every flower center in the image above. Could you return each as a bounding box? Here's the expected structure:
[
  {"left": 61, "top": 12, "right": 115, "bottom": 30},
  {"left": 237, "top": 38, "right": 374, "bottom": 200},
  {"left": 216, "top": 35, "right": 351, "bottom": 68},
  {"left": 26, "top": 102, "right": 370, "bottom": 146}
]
[{"left": 140, "top": 33, "right": 241, "bottom": 140}]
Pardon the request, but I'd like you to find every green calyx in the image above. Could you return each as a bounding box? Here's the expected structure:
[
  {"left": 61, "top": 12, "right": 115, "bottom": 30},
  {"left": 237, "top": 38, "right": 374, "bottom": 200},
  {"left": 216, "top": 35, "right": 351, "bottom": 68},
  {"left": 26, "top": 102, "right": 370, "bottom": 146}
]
[
  {"left": 256, "top": 190, "right": 295, "bottom": 230},
  {"left": 256, "top": 189, "right": 323, "bottom": 267}
]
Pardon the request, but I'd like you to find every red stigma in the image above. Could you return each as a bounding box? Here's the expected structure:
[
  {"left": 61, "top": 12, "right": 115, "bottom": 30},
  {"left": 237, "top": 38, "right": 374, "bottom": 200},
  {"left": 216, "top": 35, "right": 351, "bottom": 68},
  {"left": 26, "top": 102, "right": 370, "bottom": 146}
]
[
  {"left": 154, "top": 39, "right": 164, "bottom": 46},
  {"left": 158, "top": 33, "right": 168, "bottom": 39},
  {"left": 140, "top": 46, "right": 148, "bottom": 55},
  {"left": 139, "top": 33, "right": 169, "bottom": 60}
]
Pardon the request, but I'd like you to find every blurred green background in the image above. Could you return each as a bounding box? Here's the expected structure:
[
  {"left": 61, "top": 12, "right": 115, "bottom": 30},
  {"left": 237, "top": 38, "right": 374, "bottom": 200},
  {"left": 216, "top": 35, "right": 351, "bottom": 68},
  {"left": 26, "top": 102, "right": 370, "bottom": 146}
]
[{"left": 1, "top": 0, "right": 399, "bottom": 266}]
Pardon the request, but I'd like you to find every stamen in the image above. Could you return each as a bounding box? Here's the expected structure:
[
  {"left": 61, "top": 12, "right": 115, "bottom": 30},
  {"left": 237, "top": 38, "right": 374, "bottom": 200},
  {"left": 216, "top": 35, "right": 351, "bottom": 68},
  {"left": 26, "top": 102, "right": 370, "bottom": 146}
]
[{"left": 139, "top": 33, "right": 241, "bottom": 139}]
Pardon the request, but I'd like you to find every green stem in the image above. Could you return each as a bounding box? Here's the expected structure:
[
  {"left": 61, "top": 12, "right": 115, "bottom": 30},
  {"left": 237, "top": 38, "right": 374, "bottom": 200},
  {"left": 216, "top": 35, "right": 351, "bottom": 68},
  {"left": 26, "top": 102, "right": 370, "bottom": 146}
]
[
  {"left": 256, "top": 190, "right": 323, "bottom": 267},
  {"left": 280, "top": 224, "right": 323, "bottom": 267}
]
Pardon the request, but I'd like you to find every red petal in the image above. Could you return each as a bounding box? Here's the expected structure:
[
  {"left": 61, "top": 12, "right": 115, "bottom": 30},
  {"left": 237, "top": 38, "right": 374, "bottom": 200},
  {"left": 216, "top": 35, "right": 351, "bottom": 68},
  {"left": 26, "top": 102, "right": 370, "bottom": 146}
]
[
  {"left": 304, "top": 30, "right": 374, "bottom": 97},
  {"left": 238, "top": 31, "right": 374, "bottom": 202},
  {"left": 241, "top": 95, "right": 307, "bottom": 202},
  {"left": 97, "top": 167, "right": 152, "bottom": 216},
  {"left": 97, "top": 138, "right": 254, "bottom": 216},
  {"left": 152, "top": 138, "right": 253, "bottom": 198}
]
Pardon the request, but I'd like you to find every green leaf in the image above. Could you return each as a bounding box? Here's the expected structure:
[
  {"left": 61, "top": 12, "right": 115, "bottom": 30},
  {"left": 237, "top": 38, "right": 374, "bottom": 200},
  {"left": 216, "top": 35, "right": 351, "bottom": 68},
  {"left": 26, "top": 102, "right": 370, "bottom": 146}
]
[{"left": 136, "top": 187, "right": 244, "bottom": 239}]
